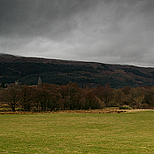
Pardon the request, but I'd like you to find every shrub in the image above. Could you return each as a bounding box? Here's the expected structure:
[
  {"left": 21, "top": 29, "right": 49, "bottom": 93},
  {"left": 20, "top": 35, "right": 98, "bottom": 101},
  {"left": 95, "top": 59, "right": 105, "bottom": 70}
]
[{"left": 119, "top": 105, "right": 131, "bottom": 110}]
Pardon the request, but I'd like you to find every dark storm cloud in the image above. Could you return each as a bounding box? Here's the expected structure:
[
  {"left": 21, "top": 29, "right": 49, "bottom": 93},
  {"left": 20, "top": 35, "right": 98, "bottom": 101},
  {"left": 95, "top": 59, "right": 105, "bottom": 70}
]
[
  {"left": 0, "top": 0, "right": 154, "bottom": 67},
  {"left": 0, "top": 0, "right": 96, "bottom": 39}
]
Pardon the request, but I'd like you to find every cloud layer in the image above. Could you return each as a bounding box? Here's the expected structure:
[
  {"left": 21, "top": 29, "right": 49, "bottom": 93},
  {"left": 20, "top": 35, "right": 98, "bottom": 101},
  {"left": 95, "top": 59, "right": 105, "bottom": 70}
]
[{"left": 0, "top": 0, "right": 154, "bottom": 67}]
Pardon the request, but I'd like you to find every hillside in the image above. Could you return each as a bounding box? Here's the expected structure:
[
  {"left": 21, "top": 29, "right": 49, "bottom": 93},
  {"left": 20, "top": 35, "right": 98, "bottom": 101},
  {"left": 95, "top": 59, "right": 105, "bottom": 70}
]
[{"left": 0, "top": 54, "right": 154, "bottom": 88}]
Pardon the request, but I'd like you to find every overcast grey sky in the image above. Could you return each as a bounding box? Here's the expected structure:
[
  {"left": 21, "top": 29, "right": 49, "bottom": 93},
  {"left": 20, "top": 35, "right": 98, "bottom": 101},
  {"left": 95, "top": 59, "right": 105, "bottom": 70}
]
[{"left": 0, "top": 0, "right": 154, "bottom": 67}]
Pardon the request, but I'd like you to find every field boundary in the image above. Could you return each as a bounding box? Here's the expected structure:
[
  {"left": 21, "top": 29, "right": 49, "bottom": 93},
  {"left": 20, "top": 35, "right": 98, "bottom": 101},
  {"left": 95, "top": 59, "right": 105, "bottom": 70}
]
[{"left": 0, "top": 108, "right": 153, "bottom": 115}]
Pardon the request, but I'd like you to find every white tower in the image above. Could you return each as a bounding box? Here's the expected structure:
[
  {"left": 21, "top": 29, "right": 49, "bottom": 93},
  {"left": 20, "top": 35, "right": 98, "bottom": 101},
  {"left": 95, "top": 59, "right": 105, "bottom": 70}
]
[{"left": 38, "top": 77, "right": 42, "bottom": 85}]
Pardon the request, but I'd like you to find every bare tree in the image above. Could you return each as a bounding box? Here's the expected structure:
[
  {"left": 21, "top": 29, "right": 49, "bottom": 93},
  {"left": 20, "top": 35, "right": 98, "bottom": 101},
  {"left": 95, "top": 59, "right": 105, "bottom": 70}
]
[
  {"left": 2, "top": 84, "right": 21, "bottom": 111},
  {"left": 20, "top": 85, "right": 34, "bottom": 111}
]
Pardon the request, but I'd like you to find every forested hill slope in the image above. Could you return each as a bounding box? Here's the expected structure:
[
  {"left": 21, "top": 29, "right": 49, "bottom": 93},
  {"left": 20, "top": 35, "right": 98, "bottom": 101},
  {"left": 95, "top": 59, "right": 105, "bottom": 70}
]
[{"left": 0, "top": 54, "right": 154, "bottom": 88}]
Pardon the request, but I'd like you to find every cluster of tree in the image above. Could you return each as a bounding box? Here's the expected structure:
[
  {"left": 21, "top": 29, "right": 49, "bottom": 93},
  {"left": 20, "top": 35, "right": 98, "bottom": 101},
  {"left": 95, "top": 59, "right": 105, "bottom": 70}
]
[{"left": 1, "top": 82, "right": 154, "bottom": 111}]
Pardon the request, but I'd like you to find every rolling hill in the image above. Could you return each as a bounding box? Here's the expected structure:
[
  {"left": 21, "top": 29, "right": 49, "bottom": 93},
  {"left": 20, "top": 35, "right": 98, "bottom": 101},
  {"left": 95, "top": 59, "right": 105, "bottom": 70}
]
[{"left": 0, "top": 53, "right": 154, "bottom": 88}]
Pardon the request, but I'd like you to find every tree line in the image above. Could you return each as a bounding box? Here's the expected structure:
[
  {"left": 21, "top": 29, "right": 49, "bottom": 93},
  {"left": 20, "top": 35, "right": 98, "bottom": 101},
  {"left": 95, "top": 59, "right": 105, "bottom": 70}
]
[{"left": 1, "top": 82, "right": 154, "bottom": 111}]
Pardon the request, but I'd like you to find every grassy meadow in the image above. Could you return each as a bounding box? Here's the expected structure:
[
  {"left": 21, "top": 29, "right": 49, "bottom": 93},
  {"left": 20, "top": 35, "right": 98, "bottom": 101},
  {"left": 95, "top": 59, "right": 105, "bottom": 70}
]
[{"left": 0, "top": 110, "right": 154, "bottom": 154}]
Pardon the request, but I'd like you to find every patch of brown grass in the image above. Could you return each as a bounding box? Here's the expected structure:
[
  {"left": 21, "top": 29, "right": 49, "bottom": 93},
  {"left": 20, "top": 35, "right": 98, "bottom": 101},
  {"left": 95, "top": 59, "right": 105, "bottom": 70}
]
[{"left": 0, "top": 108, "right": 127, "bottom": 115}]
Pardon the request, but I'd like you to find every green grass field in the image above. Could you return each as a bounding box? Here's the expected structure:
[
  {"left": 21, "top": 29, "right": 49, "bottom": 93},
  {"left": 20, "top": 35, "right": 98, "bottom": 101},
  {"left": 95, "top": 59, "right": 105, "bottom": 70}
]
[{"left": 0, "top": 111, "right": 154, "bottom": 154}]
